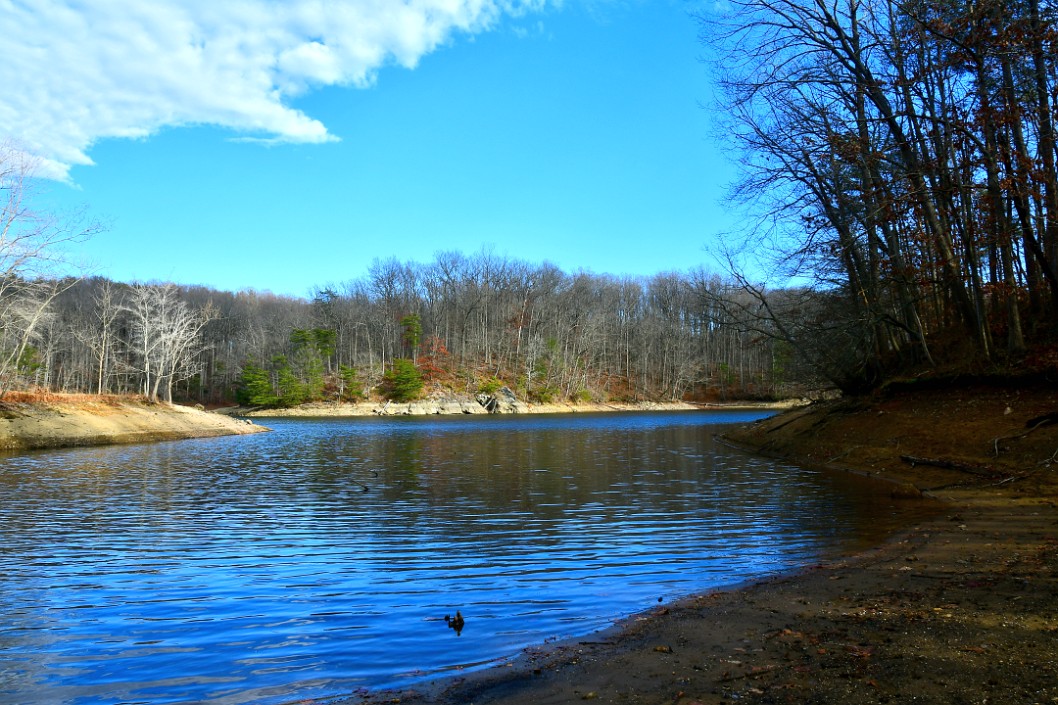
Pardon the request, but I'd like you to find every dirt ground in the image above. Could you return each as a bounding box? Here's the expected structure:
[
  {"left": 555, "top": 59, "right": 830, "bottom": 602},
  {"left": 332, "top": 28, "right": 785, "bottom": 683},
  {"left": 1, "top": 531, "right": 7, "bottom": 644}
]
[
  {"left": 0, "top": 394, "right": 266, "bottom": 451},
  {"left": 352, "top": 380, "right": 1058, "bottom": 705}
]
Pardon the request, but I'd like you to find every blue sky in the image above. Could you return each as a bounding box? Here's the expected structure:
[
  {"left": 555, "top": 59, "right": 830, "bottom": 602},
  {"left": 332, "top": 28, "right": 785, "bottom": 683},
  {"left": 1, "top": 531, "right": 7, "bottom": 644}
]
[{"left": 6, "top": 0, "right": 736, "bottom": 299}]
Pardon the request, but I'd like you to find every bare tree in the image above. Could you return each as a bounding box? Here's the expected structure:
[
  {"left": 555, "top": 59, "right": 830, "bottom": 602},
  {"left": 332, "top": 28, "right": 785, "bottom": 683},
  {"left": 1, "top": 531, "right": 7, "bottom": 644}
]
[
  {"left": 124, "top": 283, "right": 215, "bottom": 403},
  {"left": 74, "top": 279, "right": 120, "bottom": 394},
  {"left": 700, "top": 0, "right": 1058, "bottom": 388},
  {"left": 0, "top": 142, "right": 99, "bottom": 395}
]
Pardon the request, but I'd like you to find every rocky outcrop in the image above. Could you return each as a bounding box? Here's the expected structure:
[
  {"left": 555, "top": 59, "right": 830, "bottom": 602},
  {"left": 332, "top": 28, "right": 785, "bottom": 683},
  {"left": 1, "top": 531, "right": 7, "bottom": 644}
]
[
  {"left": 475, "top": 386, "right": 529, "bottom": 414},
  {"left": 378, "top": 398, "right": 486, "bottom": 416},
  {"left": 239, "top": 395, "right": 769, "bottom": 418}
]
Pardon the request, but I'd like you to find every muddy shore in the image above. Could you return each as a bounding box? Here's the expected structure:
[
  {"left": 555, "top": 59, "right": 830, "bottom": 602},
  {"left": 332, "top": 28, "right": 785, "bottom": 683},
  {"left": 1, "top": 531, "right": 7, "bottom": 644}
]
[
  {"left": 0, "top": 396, "right": 267, "bottom": 452},
  {"left": 351, "top": 381, "right": 1058, "bottom": 705}
]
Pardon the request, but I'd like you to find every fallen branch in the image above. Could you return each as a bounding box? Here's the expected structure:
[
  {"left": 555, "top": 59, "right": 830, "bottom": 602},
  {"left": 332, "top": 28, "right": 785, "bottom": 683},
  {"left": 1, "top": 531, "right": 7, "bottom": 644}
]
[
  {"left": 986, "top": 475, "right": 1020, "bottom": 487},
  {"left": 826, "top": 448, "right": 857, "bottom": 464},
  {"left": 900, "top": 455, "right": 995, "bottom": 476},
  {"left": 993, "top": 413, "right": 1058, "bottom": 456}
]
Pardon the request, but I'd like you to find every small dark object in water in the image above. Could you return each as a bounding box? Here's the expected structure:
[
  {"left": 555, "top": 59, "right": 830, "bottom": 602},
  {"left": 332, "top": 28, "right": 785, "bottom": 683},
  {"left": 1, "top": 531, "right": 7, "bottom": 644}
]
[{"left": 444, "top": 611, "right": 465, "bottom": 635}]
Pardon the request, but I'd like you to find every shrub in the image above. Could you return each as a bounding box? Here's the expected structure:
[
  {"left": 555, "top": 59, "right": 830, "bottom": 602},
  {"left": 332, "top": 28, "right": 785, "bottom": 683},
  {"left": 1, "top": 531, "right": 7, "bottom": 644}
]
[
  {"left": 338, "top": 365, "right": 365, "bottom": 402},
  {"left": 236, "top": 360, "right": 277, "bottom": 407},
  {"left": 276, "top": 364, "right": 307, "bottom": 407},
  {"left": 530, "top": 385, "right": 560, "bottom": 404},
  {"left": 381, "top": 358, "right": 424, "bottom": 402},
  {"left": 477, "top": 376, "right": 504, "bottom": 395}
]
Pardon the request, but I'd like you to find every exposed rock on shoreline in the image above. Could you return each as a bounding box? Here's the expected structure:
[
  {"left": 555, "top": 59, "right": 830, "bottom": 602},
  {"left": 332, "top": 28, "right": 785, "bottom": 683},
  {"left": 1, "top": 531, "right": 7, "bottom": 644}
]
[
  {"left": 0, "top": 397, "right": 268, "bottom": 452},
  {"left": 235, "top": 394, "right": 794, "bottom": 418},
  {"left": 475, "top": 386, "right": 528, "bottom": 414}
]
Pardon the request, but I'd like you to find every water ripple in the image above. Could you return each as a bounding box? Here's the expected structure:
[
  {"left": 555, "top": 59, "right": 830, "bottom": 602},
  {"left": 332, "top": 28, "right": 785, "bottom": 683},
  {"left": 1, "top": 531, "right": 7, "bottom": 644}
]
[{"left": 0, "top": 410, "right": 931, "bottom": 704}]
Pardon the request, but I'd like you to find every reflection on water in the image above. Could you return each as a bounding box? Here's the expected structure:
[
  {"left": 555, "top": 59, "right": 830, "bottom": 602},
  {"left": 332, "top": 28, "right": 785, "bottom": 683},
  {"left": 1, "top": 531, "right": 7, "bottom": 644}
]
[{"left": 0, "top": 411, "right": 929, "bottom": 704}]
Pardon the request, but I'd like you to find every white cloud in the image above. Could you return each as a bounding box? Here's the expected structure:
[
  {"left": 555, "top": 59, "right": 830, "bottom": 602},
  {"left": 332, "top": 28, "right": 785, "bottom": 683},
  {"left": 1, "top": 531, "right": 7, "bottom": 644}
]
[{"left": 0, "top": 0, "right": 547, "bottom": 180}]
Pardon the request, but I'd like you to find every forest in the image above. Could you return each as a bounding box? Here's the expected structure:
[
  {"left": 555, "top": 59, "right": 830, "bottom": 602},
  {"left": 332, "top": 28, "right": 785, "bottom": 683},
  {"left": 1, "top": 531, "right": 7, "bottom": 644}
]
[
  {"left": 1, "top": 134, "right": 803, "bottom": 407},
  {"left": 0, "top": 258, "right": 803, "bottom": 407},
  {"left": 2, "top": 0, "right": 1056, "bottom": 407},
  {"left": 705, "top": 0, "right": 1058, "bottom": 390}
]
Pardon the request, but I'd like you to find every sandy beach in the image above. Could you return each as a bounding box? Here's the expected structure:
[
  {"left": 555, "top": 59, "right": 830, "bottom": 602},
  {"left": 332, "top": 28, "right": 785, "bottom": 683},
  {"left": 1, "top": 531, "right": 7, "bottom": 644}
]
[
  {"left": 349, "top": 380, "right": 1058, "bottom": 705},
  {"left": 0, "top": 394, "right": 267, "bottom": 452}
]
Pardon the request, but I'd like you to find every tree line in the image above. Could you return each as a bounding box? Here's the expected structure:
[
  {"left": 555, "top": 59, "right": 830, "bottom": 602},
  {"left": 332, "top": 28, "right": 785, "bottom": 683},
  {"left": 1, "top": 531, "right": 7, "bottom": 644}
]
[
  {"left": 704, "top": 0, "right": 1058, "bottom": 390},
  {"left": 13, "top": 0, "right": 1050, "bottom": 400},
  {"left": 5, "top": 138, "right": 808, "bottom": 405},
  {"left": 4, "top": 252, "right": 812, "bottom": 405}
]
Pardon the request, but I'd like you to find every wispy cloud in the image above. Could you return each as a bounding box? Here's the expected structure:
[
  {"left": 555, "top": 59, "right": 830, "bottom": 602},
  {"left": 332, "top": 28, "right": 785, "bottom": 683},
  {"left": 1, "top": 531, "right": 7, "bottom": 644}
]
[{"left": 1, "top": 0, "right": 549, "bottom": 180}]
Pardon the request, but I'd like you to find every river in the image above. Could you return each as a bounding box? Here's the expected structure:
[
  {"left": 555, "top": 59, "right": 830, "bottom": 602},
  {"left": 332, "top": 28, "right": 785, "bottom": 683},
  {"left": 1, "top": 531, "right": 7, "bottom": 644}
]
[{"left": 0, "top": 410, "right": 926, "bottom": 704}]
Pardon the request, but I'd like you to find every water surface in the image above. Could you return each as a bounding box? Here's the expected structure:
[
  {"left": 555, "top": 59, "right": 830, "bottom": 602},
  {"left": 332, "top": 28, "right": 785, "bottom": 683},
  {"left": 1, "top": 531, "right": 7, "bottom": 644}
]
[{"left": 0, "top": 410, "right": 927, "bottom": 704}]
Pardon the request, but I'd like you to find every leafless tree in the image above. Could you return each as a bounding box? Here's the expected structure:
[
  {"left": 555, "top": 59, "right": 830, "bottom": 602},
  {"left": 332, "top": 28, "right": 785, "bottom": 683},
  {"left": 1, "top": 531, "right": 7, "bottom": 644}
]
[
  {"left": 699, "top": 0, "right": 1058, "bottom": 388},
  {"left": 123, "top": 283, "right": 216, "bottom": 403},
  {"left": 0, "top": 142, "right": 100, "bottom": 395}
]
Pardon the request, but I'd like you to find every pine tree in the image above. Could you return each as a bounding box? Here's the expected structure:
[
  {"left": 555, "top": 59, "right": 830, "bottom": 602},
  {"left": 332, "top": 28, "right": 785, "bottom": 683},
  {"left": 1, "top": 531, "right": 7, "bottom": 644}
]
[
  {"left": 236, "top": 360, "right": 277, "bottom": 407},
  {"left": 381, "top": 358, "right": 423, "bottom": 402}
]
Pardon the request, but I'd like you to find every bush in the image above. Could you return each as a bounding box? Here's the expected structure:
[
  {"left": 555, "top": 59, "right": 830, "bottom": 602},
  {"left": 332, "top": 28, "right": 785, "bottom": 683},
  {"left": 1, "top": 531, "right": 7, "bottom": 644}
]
[
  {"left": 477, "top": 376, "right": 504, "bottom": 395},
  {"left": 236, "top": 360, "right": 277, "bottom": 407},
  {"left": 381, "top": 358, "right": 424, "bottom": 402},
  {"left": 276, "top": 364, "right": 307, "bottom": 407},
  {"left": 530, "top": 385, "right": 560, "bottom": 404},
  {"left": 338, "top": 365, "right": 365, "bottom": 402}
]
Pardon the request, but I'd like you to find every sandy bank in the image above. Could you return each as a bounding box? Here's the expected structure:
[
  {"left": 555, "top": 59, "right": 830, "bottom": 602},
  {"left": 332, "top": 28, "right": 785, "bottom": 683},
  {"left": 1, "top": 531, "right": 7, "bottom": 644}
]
[
  {"left": 0, "top": 396, "right": 267, "bottom": 452},
  {"left": 352, "top": 381, "right": 1058, "bottom": 705}
]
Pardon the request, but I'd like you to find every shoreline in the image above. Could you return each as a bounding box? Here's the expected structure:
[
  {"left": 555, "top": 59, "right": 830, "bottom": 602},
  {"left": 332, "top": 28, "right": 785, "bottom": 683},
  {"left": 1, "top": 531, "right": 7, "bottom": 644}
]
[
  {"left": 0, "top": 395, "right": 791, "bottom": 454},
  {"left": 348, "top": 385, "right": 1058, "bottom": 705},
  {"left": 233, "top": 398, "right": 804, "bottom": 418},
  {"left": 0, "top": 396, "right": 267, "bottom": 452}
]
